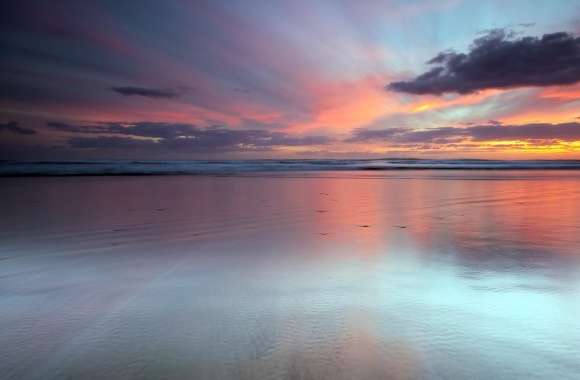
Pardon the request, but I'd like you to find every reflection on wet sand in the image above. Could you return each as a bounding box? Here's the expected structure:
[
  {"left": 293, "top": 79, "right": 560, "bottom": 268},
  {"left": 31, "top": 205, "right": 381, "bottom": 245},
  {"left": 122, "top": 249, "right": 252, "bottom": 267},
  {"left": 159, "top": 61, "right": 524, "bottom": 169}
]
[{"left": 0, "top": 171, "right": 579, "bottom": 379}]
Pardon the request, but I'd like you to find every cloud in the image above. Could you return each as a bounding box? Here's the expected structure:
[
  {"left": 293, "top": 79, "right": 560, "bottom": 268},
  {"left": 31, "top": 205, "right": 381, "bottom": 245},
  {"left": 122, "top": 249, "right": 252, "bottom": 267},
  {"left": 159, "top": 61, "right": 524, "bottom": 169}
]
[
  {"left": 48, "top": 121, "right": 196, "bottom": 138},
  {"left": 466, "top": 123, "right": 580, "bottom": 141},
  {"left": 110, "top": 86, "right": 182, "bottom": 99},
  {"left": 48, "top": 122, "right": 330, "bottom": 152},
  {"left": 387, "top": 30, "right": 580, "bottom": 95},
  {"left": 348, "top": 122, "right": 580, "bottom": 144},
  {"left": 344, "top": 128, "right": 407, "bottom": 142},
  {"left": 0, "top": 121, "right": 36, "bottom": 135}
]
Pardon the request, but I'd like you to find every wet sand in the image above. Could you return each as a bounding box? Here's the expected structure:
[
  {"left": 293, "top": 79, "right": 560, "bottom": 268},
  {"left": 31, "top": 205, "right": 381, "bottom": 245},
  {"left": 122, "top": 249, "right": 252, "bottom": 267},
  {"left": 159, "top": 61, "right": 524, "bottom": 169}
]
[{"left": 1, "top": 171, "right": 580, "bottom": 379}]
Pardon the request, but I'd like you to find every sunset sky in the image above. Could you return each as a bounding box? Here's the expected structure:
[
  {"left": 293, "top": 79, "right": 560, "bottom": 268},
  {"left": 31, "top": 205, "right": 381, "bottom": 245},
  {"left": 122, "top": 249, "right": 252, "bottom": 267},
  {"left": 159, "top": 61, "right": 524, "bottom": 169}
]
[{"left": 1, "top": 0, "right": 580, "bottom": 159}]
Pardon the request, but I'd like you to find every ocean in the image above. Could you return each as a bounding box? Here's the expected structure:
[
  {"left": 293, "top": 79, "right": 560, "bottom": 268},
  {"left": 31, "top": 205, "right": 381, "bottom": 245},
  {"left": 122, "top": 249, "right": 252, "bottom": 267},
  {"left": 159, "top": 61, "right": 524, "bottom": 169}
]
[{"left": 2, "top": 159, "right": 580, "bottom": 176}]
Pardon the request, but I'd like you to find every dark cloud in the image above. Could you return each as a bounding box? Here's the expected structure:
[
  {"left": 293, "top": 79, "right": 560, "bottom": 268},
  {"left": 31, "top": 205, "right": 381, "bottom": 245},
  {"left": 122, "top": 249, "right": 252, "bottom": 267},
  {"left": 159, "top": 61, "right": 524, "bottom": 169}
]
[
  {"left": 347, "top": 127, "right": 459, "bottom": 144},
  {"left": 48, "top": 121, "right": 196, "bottom": 138},
  {"left": 348, "top": 122, "right": 580, "bottom": 144},
  {"left": 344, "top": 128, "right": 406, "bottom": 142},
  {"left": 111, "top": 86, "right": 181, "bottom": 99},
  {"left": 466, "top": 122, "right": 580, "bottom": 141},
  {"left": 68, "top": 136, "right": 158, "bottom": 150},
  {"left": 0, "top": 121, "right": 36, "bottom": 135},
  {"left": 47, "top": 122, "right": 107, "bottom": 134},
  {"left": 387, "top": 30, "right": 580, "bottom": 95},
  {"left": 50, "top": 122, "right": 330, "bottom": 152}
]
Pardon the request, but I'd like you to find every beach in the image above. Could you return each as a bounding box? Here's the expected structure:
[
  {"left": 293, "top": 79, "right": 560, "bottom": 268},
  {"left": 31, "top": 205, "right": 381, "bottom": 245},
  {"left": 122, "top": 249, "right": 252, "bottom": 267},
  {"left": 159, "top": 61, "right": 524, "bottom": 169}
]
[{"left": 1, "top": 171, "right": 580, "bottom": 379}]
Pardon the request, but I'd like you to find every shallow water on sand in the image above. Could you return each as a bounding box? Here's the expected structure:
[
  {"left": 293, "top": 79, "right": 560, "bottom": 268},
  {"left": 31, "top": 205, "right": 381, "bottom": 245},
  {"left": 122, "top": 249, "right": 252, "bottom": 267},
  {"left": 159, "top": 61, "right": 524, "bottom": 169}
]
[{"left": 1, "top": 171, "right": 580, "bottom": 379}]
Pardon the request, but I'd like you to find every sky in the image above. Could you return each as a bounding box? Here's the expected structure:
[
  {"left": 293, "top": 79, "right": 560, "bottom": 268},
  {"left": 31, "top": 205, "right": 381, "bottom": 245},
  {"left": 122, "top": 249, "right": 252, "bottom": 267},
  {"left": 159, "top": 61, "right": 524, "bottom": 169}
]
[{"left": 1, "top": 0, "right": 580, "bottom": 160}]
